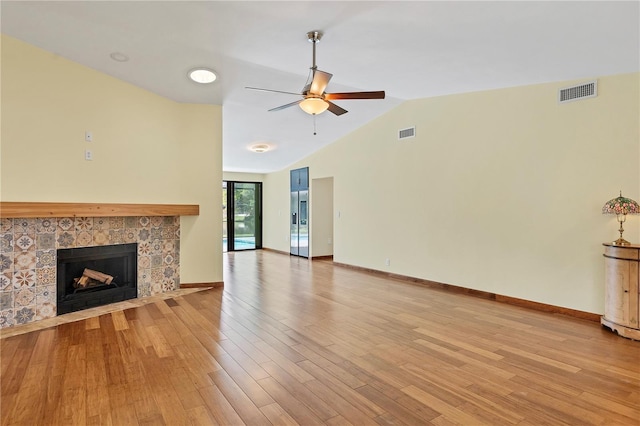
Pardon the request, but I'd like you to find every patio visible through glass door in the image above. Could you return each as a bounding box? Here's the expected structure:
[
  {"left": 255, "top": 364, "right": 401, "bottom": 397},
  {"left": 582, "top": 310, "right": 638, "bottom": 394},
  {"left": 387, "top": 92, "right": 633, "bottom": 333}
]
[{"left": 223, "top": 181, "right": 262, "bottom": 251}]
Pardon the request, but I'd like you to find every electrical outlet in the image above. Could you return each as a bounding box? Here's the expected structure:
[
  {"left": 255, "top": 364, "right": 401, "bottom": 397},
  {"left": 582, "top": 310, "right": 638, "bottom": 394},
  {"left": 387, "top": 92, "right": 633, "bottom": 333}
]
[
  {"left": 85, "top": 149, "right": 93, "bottom": 161},
  {"left": 328, "top": 237, "right": 332, "bottom": 245},
  {"left": 385, "top": 258, "right": 390, "bottom": 266}
]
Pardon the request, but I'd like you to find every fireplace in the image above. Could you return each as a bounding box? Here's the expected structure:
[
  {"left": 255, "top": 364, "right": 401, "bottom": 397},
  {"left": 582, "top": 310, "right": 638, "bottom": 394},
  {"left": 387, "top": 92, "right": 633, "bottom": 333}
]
[
  {"left": 0, "top": 213, "right": 182, "bottom": 328},
  {"left": 57, "top": 243, "right": 138, "bottom": 314}
]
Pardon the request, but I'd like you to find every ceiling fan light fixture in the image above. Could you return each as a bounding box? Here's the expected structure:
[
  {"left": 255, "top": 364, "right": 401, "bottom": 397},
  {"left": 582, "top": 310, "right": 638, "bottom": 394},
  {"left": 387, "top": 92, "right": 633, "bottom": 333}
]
[
  {"left": 109, "top": 52, "right": 129, "bottom": 62},
  {"left": 250, "top": 144, "right": 270, "bottom": 153},
  {"left": 299, "top": 97, "right": 329, "bottom": 115},
  {"left": 188, "top": 68, "right": 217, "bottom": 84}
]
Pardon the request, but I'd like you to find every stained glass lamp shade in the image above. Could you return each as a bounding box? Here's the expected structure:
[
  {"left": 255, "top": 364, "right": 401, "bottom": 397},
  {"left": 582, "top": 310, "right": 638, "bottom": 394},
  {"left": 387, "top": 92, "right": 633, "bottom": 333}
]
[{"left": 602, "top": 191, "right": 640, "bottom": 246}]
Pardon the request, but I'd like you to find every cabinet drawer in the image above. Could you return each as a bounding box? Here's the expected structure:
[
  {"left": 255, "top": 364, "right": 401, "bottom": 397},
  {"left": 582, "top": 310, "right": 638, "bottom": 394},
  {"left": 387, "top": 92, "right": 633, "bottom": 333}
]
[{"left": 604, "top": 246, "right": 640, "bottom": 260}]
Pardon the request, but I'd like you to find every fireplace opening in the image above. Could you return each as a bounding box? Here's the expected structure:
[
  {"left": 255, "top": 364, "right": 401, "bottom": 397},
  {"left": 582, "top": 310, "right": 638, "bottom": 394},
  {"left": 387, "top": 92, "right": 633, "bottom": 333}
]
[{"left": 57, "top": 243, "right": 137, "bottom": 314}]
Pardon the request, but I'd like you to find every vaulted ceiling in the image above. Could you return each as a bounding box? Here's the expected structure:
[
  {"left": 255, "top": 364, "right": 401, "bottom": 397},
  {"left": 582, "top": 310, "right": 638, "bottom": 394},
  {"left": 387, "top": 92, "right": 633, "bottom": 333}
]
[{"left": 3, "top": 1, "right": 638, "bottom": 173}]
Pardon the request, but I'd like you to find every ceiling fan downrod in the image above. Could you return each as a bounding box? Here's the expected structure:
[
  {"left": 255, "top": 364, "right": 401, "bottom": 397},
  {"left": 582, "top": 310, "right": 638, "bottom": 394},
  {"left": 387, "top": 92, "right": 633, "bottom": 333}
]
[{"left": 307, "top": 31, "right": 322, "bottom": 72}]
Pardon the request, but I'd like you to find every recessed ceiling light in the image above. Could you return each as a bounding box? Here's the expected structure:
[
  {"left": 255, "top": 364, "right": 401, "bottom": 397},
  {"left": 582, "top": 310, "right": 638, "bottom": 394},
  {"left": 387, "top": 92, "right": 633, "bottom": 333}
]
[
  {"left": 188, "top": 68, "right": 217, "bottom": 84},
  {"left": 250, "top": 144, "right": 270, "bottom": 153},
  {"left": 109, "top": 52, "right": 129, "bottom": 62}
]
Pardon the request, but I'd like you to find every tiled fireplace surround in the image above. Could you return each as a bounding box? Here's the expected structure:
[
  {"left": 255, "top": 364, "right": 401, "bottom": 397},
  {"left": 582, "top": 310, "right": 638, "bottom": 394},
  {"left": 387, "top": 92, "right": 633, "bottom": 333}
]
[{"left": 0, "top": 215, "right": 181, "bottom": 328}]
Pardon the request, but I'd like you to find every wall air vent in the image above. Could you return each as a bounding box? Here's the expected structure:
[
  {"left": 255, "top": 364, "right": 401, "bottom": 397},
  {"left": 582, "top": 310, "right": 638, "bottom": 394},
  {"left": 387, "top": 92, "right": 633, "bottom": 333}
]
[
  {"left": 398, "top": 127, "right": 416, "bottom": 140},
  {"left": 558, "top": 80, "right": 597, "bottom": 104}
]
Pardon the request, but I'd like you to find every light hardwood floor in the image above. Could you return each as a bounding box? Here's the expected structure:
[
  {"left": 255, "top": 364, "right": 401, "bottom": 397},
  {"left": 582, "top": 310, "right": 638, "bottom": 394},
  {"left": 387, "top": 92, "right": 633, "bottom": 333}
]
[{"left": 1, "top": 250, "right": 639, "bottom": 425}]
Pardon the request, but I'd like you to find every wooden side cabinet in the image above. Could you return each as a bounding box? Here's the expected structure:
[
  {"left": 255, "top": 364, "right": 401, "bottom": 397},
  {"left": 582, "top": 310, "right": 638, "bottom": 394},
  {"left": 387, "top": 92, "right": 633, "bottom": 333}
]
[{"left": 602, "top": 243, "right": 640, "bottom": 340}]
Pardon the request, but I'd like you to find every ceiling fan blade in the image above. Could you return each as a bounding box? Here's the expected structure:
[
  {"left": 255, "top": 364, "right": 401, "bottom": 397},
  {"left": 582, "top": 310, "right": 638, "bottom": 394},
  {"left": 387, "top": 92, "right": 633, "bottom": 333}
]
[
  {"left": 327, "top": 101, "right": 348, "bottom": 116},
  {"left": 325, "top": 91, "right": 386, "bottom": 100},
  {"left": 246, "top": 86, "right": 301, "bottom": 96},
  {"left": 309, "top": 70, "right": 333, "bottom": 95},
  {"left": 268, "top": 99, "right": 302, "bottom": 112}
]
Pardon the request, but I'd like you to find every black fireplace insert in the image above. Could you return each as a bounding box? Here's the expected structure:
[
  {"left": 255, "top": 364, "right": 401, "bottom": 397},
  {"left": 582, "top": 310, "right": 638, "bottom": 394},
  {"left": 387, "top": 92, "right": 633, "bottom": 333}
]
[{"left": 57, "top": 243, "right": 137, "bottom": 314}]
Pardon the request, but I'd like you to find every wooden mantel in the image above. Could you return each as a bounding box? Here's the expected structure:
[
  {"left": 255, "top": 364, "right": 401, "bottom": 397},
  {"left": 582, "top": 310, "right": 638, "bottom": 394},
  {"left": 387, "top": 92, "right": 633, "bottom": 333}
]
[{"left": 0, "top": 202, "right": 199, "bottom": 218}]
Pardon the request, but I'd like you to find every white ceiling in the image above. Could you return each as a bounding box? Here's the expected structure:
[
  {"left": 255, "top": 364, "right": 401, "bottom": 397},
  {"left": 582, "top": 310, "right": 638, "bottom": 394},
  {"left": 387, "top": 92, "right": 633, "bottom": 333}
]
[{"left": 2, "top": 1, "right": 639, "bottom": 173}]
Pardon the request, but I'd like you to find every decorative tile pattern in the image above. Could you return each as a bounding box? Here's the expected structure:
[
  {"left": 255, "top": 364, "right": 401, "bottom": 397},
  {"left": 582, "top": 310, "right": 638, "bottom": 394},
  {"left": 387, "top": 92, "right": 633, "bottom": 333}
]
[
  {"left": 36, "top": 285, "right": 56, "bottom": 305},
  {"left": 36, "top": 250, "right": 56, "bottom": 268},
  {"left": 93, "top": 218, "right": 110, "bottom": 230},
  {"left": 138, "top": 228, "right": 151, "bottom": 242},
  {"left": 123, "top": 229, "right": 137, "bottom": 243},
  {"left": 0, "top": 218, "right": 13, "bottom": 233},
  {"left": 36, "top": 302, "right": 56, "bottom": 321},
  {"left": 0, "top": 309, "right": 14, "bottom": 328},
  {"left": 36, "top": 267, "right": 56, "bottom": 285},
  {"left": 162, "top": 278, "right": 176, "bottom": 292},
  {"left": 109, "top": 217, "right": 125, "bottom": 229},
  {"left": 15, "top": 234, "right": 35, "bottom": 251},
  {"left": 108, "top": 229, "right": 124, "bottom": 245},
  {"left": 1, "top": 234, "right": 13, "bottom": 252},
  {"left": 14, "top": 306, "right": 35, "bottom": 324},
  {"left": 0, "top": 272, "right": 13, "bottom": 291},
  {"left": 75, "top": 217, "right": 93, "bottom": 231},
  {"left": 138, "top": 255, "right": 151, "bottom": 269},
  {"left": 57, "top": 217, "right": 74, "bottom": 231},
  {"left": 14, "top": 251, "right": 36, "bottom": 270},
  {"left": 151, "top": 255, "right": 162, "bottom": 268},
  {"left": 76, "top": 231, "right": 93, "bottom": 247},
  {"left": 92, "top": 230, "right": 109, "bottom": 246},
  {"left": 36, "top": 218, "right": 57, "bottom": 233},
  {"left": 15, "top": 288, "right": 36, "bottom": 307},
  {"left": 56, "top": 232, "right": 75, "bottom": 248},
  {"left": 36, "top": 233, "right": 55, "bottom": 250},
  {"left": 14, "top": 219, "right": 36, "bottom": 234},
  {"left": 1, "top": 253, "right": 13, "bottom": 271},
  {"left": 0, "top": 215, "right": 180, "bottom": 328},
  {"left": 0, "top": 292, "right": 14, "bottom": 310},
  {"left": 13, "top": 270, "right": 36, "bottom": 289}
]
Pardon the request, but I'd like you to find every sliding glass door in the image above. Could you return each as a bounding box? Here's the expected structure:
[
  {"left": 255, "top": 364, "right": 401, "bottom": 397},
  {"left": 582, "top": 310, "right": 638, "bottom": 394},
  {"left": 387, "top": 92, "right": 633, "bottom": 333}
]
[{"left": 224, "top": 181, "right": 262, "bottom": 251}]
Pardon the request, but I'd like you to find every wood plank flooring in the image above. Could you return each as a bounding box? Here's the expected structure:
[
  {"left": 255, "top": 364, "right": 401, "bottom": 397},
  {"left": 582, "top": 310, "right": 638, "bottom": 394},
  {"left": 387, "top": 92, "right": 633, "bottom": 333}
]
[{"left": 1, "top": 250, "right": 639, "bottom": 425}]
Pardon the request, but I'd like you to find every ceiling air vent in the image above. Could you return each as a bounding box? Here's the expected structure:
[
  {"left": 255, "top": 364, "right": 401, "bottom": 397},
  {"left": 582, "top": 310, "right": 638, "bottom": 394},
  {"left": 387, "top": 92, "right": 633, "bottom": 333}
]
[
  {"left": 558, "top": 80, "right": 597, "bottom": 104},
  {"left": 398, "top": 126, "right": 416, "bottom": 140}
]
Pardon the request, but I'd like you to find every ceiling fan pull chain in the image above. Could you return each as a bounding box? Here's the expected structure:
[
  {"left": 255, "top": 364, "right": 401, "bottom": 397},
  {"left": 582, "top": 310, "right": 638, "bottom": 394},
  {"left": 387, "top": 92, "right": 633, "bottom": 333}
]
[{"left": 313, "top": 114, "right": 317, "bottom": 136}]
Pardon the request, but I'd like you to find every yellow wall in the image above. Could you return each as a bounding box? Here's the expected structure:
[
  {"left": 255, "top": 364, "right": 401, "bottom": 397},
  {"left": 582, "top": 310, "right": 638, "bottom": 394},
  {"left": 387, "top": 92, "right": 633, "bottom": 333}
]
[
  {"left": 1, "top": 35, "right": 223, "bottom": 283},
  {"left": 264, "top": 73, "right": 640, "bottom": 314},
  {"left": 223, "top": 172, "right": 265, "bottom": 182},
  {"left": 311, "top": 177, "right": 333, "bottom": 257}
]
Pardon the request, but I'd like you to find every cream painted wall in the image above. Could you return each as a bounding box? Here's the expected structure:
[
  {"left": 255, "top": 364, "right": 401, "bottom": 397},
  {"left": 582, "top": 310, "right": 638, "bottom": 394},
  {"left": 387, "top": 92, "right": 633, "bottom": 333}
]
[
  {"left": 311, "top": 177, "right": 333, "bottom": 257},
  {"left": 223, "top": 172, "right": 265, "bottom": 182},
  {"left": 263, "top": 170, "right": 291, "bottom": 250},
  {"left": 1, "top": 35, "right": 223, "bottom": 283},
  {"left": 263, "top": 73, "right": 640, "bottom": 314},
  {"left": 177, "top": 104, "right": 222, "bottom": 284}
]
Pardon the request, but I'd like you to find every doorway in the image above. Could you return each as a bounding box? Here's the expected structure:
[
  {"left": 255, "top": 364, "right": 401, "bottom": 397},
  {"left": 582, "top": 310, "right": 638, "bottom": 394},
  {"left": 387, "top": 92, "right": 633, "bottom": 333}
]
[
  {"left": 290, "top": 167, "right": 309, "bottom": 258},
  {"left": 223, "top": 181, "right": 262, "bottom": 252}
]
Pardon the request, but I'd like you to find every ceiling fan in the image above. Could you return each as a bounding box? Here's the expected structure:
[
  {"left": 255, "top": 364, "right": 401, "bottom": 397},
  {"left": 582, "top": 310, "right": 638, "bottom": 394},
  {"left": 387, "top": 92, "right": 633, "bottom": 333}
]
[{"left": 246, "top": 31, "right": 385, "bottom": 116}]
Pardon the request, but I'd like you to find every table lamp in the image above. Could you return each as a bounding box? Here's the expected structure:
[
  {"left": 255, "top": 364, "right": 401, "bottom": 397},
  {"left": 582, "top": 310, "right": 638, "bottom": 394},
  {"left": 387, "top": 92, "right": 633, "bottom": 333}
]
[{"left": 602, "top": 191, "right": 640, "bottom": 246}]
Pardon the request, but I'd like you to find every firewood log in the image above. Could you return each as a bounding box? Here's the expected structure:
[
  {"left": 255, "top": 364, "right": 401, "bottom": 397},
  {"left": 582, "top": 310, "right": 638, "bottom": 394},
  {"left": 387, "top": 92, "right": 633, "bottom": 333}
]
[{"left": 82, "top": 268, "right": 114, "bottom": 284}]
